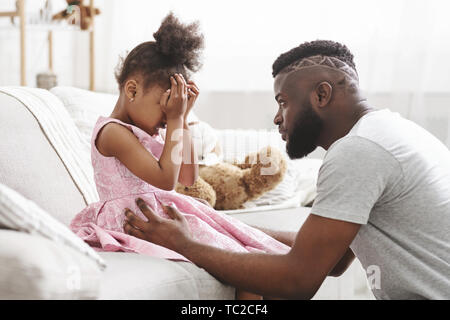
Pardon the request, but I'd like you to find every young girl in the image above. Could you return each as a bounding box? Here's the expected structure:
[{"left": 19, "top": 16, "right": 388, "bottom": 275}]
[{"left": 70, "top": 13, "right": 289, "bottom": 299}]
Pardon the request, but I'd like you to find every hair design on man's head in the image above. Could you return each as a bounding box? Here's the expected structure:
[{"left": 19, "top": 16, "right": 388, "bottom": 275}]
[
  {"left": 272, "top": 40, "right": 357, "bottom": 81},
  {"left": 281, "top": 54, "right": 359, "bottom": 81}
]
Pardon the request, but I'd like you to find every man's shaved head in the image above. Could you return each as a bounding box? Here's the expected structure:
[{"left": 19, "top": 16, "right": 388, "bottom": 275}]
[
  {"left": 272, "top": 40, "right": 357, "bottom": 78},
  {"left": 274, "top": 40, "right": 360, "bottom": 97},
  {"left": 276, "top": 58, "right": 359, "bottom": 101}
]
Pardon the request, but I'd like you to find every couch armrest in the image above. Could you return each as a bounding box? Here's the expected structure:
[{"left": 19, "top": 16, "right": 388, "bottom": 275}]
[{"left": 0, "top": 229, "right": 101, "bottom": 299}]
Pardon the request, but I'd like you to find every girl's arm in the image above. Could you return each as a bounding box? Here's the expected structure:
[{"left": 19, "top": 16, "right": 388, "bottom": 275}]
[
  {"left": 96, "top": 74, "right": 187, "bottom": 191},
  {"left": 177, "top": 121, "right": 199, "bottom": 186},
  {"left": 177, "top": 80, "right": 200, "bottom": 186}
]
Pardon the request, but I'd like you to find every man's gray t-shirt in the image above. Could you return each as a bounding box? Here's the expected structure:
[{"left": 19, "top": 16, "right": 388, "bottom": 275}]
[{"left": 311, "top": 109, "right": 450, "bottom": 299}]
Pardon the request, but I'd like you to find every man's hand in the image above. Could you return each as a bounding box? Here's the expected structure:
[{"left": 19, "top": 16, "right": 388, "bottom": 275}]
[
  {"left": 123, "top": 199, "right": 361, "bottom": 299},
  {"left": 123, "top": 198, "right": 193, "bottom": 253}
]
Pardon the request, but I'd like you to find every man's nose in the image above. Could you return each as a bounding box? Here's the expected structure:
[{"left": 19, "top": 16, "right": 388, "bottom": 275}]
[{"left": 274, "top": 111, "right": 282, "bottom": 126}]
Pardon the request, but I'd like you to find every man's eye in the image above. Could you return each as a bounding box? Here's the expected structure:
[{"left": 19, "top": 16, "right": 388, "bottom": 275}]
[{"left": 279, "top": 101, "right": 286, "bottom": 107}]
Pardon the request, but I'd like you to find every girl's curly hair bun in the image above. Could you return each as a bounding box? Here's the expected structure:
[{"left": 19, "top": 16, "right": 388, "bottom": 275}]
[{"left": 153, "top": 12, "right": 204, "bottom": 72}]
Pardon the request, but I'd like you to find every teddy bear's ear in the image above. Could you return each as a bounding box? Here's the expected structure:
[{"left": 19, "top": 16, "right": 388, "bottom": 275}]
[
  {"left": 230, "top": 149, "right": 256, "bottom": 169},
  {"left": 234, "top": 146, "right": 277, "bottom": 170},
  {"left": 241, "top": 146, "right": 287, "bottom": 201},
  {"left": 231, "top": 158, "right": 252, "bottom": 170}
]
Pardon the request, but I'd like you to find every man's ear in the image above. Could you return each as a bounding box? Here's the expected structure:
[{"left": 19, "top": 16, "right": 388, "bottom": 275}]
[
  {"left": 124, "top": 79, "right": 137, "bottom": 101},
  {"left": 313, "top": 81, "right": 333, "bottom": 108}
]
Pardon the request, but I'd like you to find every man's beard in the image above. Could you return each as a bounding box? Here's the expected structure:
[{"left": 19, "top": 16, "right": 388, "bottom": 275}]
[{"left": 286, "top": 103, "right": 323, "bottom": 159}]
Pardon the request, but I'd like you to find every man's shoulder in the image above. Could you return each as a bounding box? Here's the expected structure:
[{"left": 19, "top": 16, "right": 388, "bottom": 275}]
[
  {"left": 326, "top": 135, "right": 395, "bottom": 163},
  {"left": 319, "top": 134, "right": 403, "bottom": 186}
]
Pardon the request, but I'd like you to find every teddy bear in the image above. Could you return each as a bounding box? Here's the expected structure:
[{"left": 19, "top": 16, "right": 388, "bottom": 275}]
[
  {"left": 170, "top": 117, "right": 287, "bottom": 210},
  {"left": 52, "top": 0, "right": 100, "bottom": 30},
  {"left": 176, "top": 146, "right": 287, "bottom": 210}
]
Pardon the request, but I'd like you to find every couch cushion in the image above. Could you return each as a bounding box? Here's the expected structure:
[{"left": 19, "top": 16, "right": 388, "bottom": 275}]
[
  {"left": 0, "top": 182, "right": 106, "bottom": 270},
  {"left": 232, "top": 206, "right": 310, "bottom": 232},
  {"left": 96, "top": 208, "right": 310, "bottom": 300},
  {"left": 97, "top": 252, "right": 234, "bottom": 299},
  {"left": 0, "top": 229, "right": 101, "bottom": 299},
  {"left": 0, "top": 91, "right": 87, "bottom": 226}
]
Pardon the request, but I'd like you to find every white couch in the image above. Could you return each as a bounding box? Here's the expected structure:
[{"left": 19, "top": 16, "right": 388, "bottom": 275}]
[{"left": 0, "top": 86, "right": 373, "bottom": 299}]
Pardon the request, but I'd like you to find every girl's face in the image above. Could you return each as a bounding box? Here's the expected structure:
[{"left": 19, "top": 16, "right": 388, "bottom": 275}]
[{"left": 126, "top": 83, "right": 167, "bottom": 136}]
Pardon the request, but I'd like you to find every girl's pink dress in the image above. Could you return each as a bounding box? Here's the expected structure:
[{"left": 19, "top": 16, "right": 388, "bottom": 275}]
[{"left": 70, "top": 117, "right": 290, "bottom": 261}]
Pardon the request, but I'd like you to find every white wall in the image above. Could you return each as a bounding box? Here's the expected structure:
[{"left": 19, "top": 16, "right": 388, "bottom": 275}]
[
  {"left": 1, "top": 0, "right": 449, "bottom": 148},
  {"left": 2, "top": 0, "right": 450, "bottom": 91},
  {"left": 194, "top": 91, "right": 450, "bottom": 148}
]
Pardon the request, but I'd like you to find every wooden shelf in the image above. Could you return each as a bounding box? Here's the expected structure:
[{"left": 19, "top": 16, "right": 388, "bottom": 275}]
[
  {"left": 0, "top": 11, "right": 19, "bottom": 17},
  {"left": 0, "top": 23, "right": 88, "bottom": 32},
  {"left": 0, "top": 0, "right": 96, "bottom": 90}
]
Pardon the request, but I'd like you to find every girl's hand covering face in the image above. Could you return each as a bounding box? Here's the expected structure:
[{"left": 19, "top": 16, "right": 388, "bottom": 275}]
[
  {"left": 186, "top": 80, "right": 200, "bottom": 119},
  {"left": 160, "top": 73, "right": 188, "bottom": 120}
]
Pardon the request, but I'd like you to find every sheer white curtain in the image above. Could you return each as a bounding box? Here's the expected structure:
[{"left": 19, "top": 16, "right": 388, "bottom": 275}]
[{"left": 80, "top": 0, "right": 450, "bottom": 144}]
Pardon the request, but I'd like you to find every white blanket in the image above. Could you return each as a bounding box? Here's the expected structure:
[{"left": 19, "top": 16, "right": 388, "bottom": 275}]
[{"left": 0, "top": 87, "right": 99, "bottom": 205}]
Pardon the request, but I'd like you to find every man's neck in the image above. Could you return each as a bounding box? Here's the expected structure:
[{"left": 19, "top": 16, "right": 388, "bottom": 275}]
[{"left": 319, "top": 99, "right": 374, "bottom": 150}]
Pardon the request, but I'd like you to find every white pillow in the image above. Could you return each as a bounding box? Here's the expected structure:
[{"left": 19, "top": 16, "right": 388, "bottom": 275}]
[
  {"left": 244, "top": 157, "right": 321, "bottom": 208},
  {"left": 50, "top": 86, "right": 117, "bottom": 146},
  {"left": 0, "top": 183, "right": 106, "bottom": 270},
  {"left": 160, "top": 120, "right": 221, "bottom": 166},
  {"left": 0, "top": 229, "right": 102, "bottom": 299},
  {"left": 50, "top": 86, "right": 206, "bottom": 152}
]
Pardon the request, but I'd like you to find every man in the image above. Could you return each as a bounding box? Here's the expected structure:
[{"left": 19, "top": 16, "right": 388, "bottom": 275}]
[{"left": 123, "top": 40, "right": 450, "bottom": 299}]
